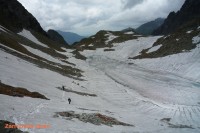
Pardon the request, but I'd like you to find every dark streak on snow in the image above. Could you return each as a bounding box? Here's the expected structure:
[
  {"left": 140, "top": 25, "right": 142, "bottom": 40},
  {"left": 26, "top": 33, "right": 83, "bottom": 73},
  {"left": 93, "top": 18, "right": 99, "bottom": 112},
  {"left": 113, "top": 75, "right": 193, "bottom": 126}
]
[
  {"left": 160, "top": 118, "right": 194, "bottom": 129},
  {"left": 56, "top": 86, "right": 97, "bottom": 97}
]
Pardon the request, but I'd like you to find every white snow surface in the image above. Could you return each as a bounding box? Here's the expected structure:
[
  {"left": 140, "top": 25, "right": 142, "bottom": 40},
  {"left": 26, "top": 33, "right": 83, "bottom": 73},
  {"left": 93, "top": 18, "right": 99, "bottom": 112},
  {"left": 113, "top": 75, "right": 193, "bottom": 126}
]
[
  {"left": 57, "top": 47, "right": 74, "bottom": 57},
  {"left": 186, "top": 30, "right": 193, "bottom": 34},
  {"left": 192, "top": 35, "right": 200, "bottom": 44},
  {"left": 105, "top": 32, "right": 118, "bottom": 44},
  {"left": 1, "top": 35, "right": 200, "bottom": 133},
  {"left": 88, "top": 44, "right": 93, "bottom": 47},
  {"left": 82, "top": 36, "right": 160, "bottom": 60},
  {"left": 18, "top": 29, "right": 48, "bottom": 48},
  {"left": 0, "top": 25, "right": 8, "bottom": 33},
  {"left": 22, "top": 44, "right": 69, "bottom": 66},
  {"left": 0, "top": 43, "right": 37, "bottom": 60},
  {"left": 133, "top": 44, "right": 200, "bottom": 82},
  {"left": 124, "top": 31, "right": 134, "bottom": 34},
  {"left": 147, "top": 44, "right": 162, "bottom": 53}
]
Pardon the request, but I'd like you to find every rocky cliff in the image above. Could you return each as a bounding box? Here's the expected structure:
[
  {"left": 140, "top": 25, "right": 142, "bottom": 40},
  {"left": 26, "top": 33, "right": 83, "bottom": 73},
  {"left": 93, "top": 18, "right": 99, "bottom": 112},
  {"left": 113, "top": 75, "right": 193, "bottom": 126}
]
[{"left": 153, "top": 0, "right": 200, "bottom": 35}]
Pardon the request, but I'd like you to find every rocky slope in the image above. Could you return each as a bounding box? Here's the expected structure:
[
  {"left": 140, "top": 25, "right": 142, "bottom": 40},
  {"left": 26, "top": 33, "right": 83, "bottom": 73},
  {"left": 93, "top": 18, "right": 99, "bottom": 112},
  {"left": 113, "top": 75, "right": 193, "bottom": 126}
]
[
  {"left": 47, "top": 29, "right": 69, "bottom": 45},
  {"left": 0, "top": 0, "right": 46, "bottom": 35},
  {"left": 0, "top": 0, "right": 83, "bottom": 79},
  {"left": 130, "top": 0, "right": 200, "bottom": 59},
  {"left": 153, "top": 0, "right": 200, "bottom": 35},
  {"left": 131, "top": 23, "right": 200, "bottom": 59},
  {"left": 0, "top": 0, "right": 69, "bottom": 49},
  {"left": 73, "top": 30, "right": 141, "bottom": 51}
]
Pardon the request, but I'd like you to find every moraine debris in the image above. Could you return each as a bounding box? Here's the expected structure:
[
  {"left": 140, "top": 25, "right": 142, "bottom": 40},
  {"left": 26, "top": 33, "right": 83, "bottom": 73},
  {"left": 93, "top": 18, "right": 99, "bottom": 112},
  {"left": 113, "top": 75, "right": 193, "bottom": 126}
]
[{"left": 54, "top": 111, "right": 133, "bottom": 127}]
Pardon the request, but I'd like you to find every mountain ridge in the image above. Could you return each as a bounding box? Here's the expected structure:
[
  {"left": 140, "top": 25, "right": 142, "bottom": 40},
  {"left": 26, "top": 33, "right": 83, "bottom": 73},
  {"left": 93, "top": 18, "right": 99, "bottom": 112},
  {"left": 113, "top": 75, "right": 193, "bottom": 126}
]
[
  {"left": 0, "top": 0, "right": 46, "bottom": 35},
  {"left": 136, "top": 18, "right": 165, "bottom": 35},
  {"left": 0, "top": 0, "right": 69, "bottom": 48},
  {"left": 47, "top": 29, "right": 69, "bottom": 45},
  {"left": 153, "top": 0, "right": 200, "bottom": 35}
]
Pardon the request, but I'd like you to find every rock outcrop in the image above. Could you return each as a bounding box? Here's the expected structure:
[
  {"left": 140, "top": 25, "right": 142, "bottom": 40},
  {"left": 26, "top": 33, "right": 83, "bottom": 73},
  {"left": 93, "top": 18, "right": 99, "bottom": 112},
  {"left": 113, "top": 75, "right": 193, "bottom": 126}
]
[
  {"left": 0, "top": 0, "right": 47, "bottom": 36},
  {"left": 153, "top": 0, "right": 200, "bottom": 35},
  {"left": 47, "top": 29, "right": 69, "bottom": 45}
]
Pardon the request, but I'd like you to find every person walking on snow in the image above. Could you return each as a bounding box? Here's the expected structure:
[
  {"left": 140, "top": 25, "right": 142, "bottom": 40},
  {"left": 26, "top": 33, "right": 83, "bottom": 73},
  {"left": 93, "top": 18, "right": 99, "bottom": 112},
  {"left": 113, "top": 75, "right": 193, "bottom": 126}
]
[
  {"left": 68, "top": 98, "right": 71, "bottom": 104},
  {"left": 62, "top": 86, "right": 65, "bottom": 90}
]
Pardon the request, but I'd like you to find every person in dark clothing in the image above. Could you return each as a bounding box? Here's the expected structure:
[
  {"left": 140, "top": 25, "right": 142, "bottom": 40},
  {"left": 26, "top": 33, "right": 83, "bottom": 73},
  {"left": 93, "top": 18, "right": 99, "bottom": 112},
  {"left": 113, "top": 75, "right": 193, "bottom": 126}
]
[
  {"left": 68, "top": 98, "right": 71, "bottom": 104},
  {"left": 62, "top": 86, "right": 65, "bottom": 90}
]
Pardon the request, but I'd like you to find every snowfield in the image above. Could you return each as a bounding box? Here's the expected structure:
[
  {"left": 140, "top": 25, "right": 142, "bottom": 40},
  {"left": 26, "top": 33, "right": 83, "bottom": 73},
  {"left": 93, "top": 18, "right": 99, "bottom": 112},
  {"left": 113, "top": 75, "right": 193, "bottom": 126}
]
[
  {"left": 147, "top": 44, "right": 162, "bottom": 53},
  {"left": 0, "top": 33, "right": 200, "bottom": 133},
  {"left": 18, "top": 29, "right": 49, "bottom": 48}
]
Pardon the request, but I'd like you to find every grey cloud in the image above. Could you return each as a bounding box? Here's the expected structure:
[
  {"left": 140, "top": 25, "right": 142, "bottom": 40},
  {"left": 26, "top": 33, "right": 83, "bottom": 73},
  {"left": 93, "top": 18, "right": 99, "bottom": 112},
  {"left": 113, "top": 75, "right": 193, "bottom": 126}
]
[
  {"left": 18, "top": 0, "right": 185, "bottom": 36},
  {"left": 122, "top": 0, "right": 145, "bottom": 9}
]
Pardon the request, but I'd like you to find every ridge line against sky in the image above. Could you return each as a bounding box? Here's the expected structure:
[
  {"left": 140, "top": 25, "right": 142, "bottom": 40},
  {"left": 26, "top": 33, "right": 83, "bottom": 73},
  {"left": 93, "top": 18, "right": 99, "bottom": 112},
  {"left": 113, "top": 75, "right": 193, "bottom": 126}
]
[{"left": 18, "top": 0, "right": 185, "bottom": 36}]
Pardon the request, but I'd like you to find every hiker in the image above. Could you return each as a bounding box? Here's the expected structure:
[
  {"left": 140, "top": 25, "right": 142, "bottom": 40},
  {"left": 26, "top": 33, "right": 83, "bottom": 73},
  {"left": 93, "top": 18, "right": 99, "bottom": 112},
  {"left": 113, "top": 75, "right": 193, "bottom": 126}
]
[
  {"left": 68, "top": 98, "right": 71, "bottom": 104},
  {"left": 62, "top": 86, "right": 65, "bottom": 90}
]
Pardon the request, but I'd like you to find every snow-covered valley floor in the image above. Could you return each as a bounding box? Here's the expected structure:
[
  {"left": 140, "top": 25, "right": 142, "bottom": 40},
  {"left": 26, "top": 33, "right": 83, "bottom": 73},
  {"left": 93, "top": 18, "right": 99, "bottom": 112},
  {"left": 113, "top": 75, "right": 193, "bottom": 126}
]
[{"left": 0, "top": 35, "right": 200, "bottom": 133}]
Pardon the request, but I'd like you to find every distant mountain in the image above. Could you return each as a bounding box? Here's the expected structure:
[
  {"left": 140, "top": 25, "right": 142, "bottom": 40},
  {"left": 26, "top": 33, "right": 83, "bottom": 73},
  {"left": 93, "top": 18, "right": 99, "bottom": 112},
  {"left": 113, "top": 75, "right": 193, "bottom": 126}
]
[
  {"left": 153, "top": 0, "right": 200, "bottom": 35},
  {"left": 0, "top": 0, "right": 69, "bottom": 49},
  {"left": 47, "top": 29, "right": 68, "bottom": 45},
  {"left": 136, "top": 18, "right": 165, "bottom": 35},
  {"left": 121, "top": 27, "right": 136, "bottom": 33},
  {"left": 57, "top": 31, "right": 85, "bottom": 45}
]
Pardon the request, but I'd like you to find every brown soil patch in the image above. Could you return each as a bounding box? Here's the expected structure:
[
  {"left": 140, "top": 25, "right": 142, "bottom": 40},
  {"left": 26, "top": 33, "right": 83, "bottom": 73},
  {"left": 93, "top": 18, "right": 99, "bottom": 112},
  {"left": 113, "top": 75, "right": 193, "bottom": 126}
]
[{"left": 0, "top": 82, "right": 49, "bottom": 100}]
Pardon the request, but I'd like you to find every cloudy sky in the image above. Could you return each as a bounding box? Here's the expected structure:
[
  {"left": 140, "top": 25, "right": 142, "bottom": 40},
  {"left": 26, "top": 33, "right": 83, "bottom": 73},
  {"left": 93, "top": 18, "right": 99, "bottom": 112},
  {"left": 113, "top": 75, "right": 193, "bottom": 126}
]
[{"left": 18, "top": 0, "right": 185, "bottom": 36}]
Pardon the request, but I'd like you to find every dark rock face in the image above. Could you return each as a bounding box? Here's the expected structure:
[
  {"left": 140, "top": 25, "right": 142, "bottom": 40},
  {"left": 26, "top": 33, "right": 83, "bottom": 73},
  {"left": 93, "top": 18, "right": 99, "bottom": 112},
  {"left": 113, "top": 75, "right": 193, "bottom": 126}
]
[
  {"left": 47, "top": 29, "right": 68, "bottom": 45},
  {"left": 136, "top": 18, "right": 165, "bottom": 35},
  {"left": 153, "top": 0, "right": 200, "bottom": 35},
  {"left": 0, "top": 0, "right": 47, "bottom": 36},
  {"left": 130, "top": 23, "right": 200, "bottom": 59}
]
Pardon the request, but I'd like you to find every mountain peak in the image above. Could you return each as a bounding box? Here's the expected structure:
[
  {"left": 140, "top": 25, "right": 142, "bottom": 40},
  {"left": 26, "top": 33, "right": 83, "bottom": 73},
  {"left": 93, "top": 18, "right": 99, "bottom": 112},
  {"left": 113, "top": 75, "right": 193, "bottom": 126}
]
[
  {"left": 0, "top": 0, "right": 47, "bottom": 36},
  {"left": 47, "top": 29, "right": 68, "bottom": 45},
  {"left": 135, "top": 18, "right": 165, "bottom": 35},
  {"left": 121, "top": 27, "right": 135, "bottom": 32},
  {"left": 153, "top": 0, "right": 200, "bottom": 35}
]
